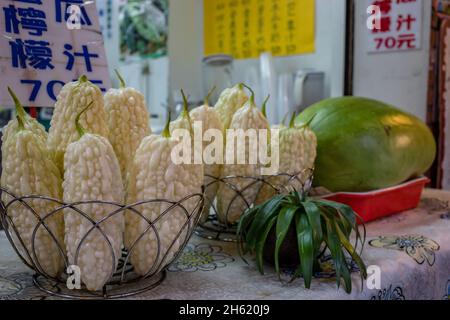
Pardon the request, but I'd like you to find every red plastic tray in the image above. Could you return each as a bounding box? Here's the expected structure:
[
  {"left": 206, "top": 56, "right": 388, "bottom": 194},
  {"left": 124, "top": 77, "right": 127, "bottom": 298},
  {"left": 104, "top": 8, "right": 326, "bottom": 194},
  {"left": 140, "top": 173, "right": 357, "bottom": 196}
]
[{"left": 321, "top": 177, "right": 430, "bottom": 224}]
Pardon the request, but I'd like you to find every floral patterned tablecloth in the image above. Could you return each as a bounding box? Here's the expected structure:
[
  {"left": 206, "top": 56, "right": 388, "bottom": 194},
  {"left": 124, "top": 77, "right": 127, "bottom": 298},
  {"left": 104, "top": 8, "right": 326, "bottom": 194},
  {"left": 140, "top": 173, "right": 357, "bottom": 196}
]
[{"left": 1, "top": 189, "right": 449, "bottom": 300}]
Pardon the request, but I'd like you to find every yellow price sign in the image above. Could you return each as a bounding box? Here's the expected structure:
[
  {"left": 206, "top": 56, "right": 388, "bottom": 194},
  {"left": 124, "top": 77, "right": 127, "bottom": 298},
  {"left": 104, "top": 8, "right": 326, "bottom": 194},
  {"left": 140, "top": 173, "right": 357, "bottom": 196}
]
[{"left": 203, "top": 0, "right": 315, "bottom": 59}]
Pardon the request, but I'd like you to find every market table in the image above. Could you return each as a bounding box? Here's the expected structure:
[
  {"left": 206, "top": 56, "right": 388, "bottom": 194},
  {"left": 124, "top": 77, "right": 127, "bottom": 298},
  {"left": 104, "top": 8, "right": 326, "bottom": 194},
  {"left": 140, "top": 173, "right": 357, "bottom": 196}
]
[{"left": 0, "top": 189, "right": 449, "bottom": 300}]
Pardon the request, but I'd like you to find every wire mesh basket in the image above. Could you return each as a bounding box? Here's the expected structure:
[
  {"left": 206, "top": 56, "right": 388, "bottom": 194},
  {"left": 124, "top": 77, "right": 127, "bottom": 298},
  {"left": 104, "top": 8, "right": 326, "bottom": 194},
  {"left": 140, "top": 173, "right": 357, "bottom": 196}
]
[
  {"left": 195, "top": 170, "right": 313, "bottom": 242},
  {"left": 0, "top": 187, "right": 204, "bottom": 299}
]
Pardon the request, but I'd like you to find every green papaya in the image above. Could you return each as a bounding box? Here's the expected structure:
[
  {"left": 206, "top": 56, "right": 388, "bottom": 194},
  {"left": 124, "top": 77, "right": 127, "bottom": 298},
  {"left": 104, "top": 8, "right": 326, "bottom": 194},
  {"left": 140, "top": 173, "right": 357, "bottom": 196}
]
[{"left": 296, "top": 97, "right": 436, "bottom": 192}]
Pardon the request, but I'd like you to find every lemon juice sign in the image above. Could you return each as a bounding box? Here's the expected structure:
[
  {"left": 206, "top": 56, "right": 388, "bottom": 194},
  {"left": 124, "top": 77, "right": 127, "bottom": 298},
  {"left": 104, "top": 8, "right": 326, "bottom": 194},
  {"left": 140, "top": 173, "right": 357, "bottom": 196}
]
[
  {"left": 204, "top": 0, "right": 315, "bottom": 59},
  {"left": 0, "top": 0, "right": 111, "bottom": 108}
]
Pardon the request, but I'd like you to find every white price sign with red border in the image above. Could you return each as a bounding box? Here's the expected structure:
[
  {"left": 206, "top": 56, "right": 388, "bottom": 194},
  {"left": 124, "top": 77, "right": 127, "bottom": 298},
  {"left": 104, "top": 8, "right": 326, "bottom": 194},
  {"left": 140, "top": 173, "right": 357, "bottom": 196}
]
[{"left": 367, "top": 0, "right": 423, "bottom": 53}]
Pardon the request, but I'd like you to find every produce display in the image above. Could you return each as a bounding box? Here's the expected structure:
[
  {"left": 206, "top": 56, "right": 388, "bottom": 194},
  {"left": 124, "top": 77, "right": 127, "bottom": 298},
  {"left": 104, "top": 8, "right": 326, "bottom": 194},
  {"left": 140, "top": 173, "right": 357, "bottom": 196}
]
[
  {"left": 63, "top": 105, "right": 124, "bottom": 291},
  {"left": 0, "top": 77, "right": 437, "bottom": 295},
  {"left": 1, "top": 89, "right": 64, "bottom": 278},
  {"left": 216, "top": 86, "right": 270, "bottom": 225},
  {"left": 125, "top": 112, "right": 203, "bottom": 276},
  {"left": 296, "top": 97, "right": 437, "bottom": 192},
  {"left": 104, "top": 71, "right": 151, "bottom": 183},
  {"left": 0, "top": 76, "right": 203, "bottom": 291},
  {"left": 48, "top": 76, "right": 109, "bottom": 173},
  {"left": 189, "top": 88, "right": 225, "bottom": 223}
]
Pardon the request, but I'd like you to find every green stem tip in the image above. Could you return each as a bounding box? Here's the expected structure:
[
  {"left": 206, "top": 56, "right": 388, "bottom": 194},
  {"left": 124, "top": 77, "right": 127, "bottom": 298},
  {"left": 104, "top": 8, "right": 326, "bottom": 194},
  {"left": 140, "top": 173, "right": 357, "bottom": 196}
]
[
  {"left": 261, "top": 95, "right": 270, "bottom": 118},
  {"left": 79, "top": 75, "right": 88, "bottom": 83},
  {"left": 16, "top": 114, "right": 25, "bottom": 131},
  {"left": 241, "top": 83, "right": 255, "bottom": 104},
  {"left": 204, "top": 86, "right": 216, "bottom": 106},
  {"left": 297, "top": 113, "right": 317, "bottom": 129},
  {"left": 162, "top": 111, "right": 171, "bottom": 138},
  {"left": 180, "top": 89, "right": 190, "bottom": 117},
  {"left": 7, "top": 86, "right": 27, "bottom": 120},
  {"left": 75, "top": 101, "right": 94, "bottom": 138},
  {"left": 114, "top": 69, "right": 126, "bottom": 88},
  {"left": 289, "top": 111, "right": 297, "bottom": 128}
]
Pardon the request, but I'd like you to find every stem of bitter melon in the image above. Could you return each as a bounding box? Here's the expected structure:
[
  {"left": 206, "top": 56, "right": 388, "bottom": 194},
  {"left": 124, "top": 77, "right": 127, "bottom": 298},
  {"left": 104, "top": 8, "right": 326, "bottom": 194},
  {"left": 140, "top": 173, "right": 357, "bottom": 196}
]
[
  {"left": 79, "top": 75, "right": 88, "bottom": 83},
  {"left": 7, "top": 87, "right": 27, "bottom": 121},
  {"left": 297, "top": 113, "right": 316, "bottom": 129},
  {"left": 16, "top": 115, "right": 25, "bottom": 131},
  {"left": 114, "top": 69, "right": 126, "bottom": 88},
  {"left": 162, "top": 111, "right": 171, "bottom": 138},
  {"left": 241, "top": 84, "right": 255, "bottom": 105},
  {"left": 204, "top": 86, "right": 216, "bottom": 106},
  {"left": 261, "top": 95, "right": 270, "bottom": 118},
  {"left": 180, "top": 89, "right": 191, "bottom": 119},
  {"left": 75, "top": 101, "right": 94, "bottom": 138},
  {"left": 289, "top": 111, "right": 297, "bottom": 128}
]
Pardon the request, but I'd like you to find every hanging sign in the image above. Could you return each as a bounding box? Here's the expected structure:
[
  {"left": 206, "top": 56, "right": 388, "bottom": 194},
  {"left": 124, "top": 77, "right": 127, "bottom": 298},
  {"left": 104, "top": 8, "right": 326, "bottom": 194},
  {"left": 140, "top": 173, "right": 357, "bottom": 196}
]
[
  {"left": 0, "top": 0, "right": 111, "bottom": 108},
  {"left": 203, "top": 0, "right": 315, "bottom": 59},
  {"left": 366, "top": 0, "right": 423, "bottom": 53}
]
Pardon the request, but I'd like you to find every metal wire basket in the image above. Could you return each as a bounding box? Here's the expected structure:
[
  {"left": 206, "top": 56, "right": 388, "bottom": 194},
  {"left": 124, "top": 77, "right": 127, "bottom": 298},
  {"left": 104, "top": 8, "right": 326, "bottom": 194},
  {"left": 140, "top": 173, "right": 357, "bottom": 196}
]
[
  {"left": 195, "top": 170, "right": 313, "bottom": 242},
  {"left": 0, "top": 187, "right": 204, "bottom": 299}
]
